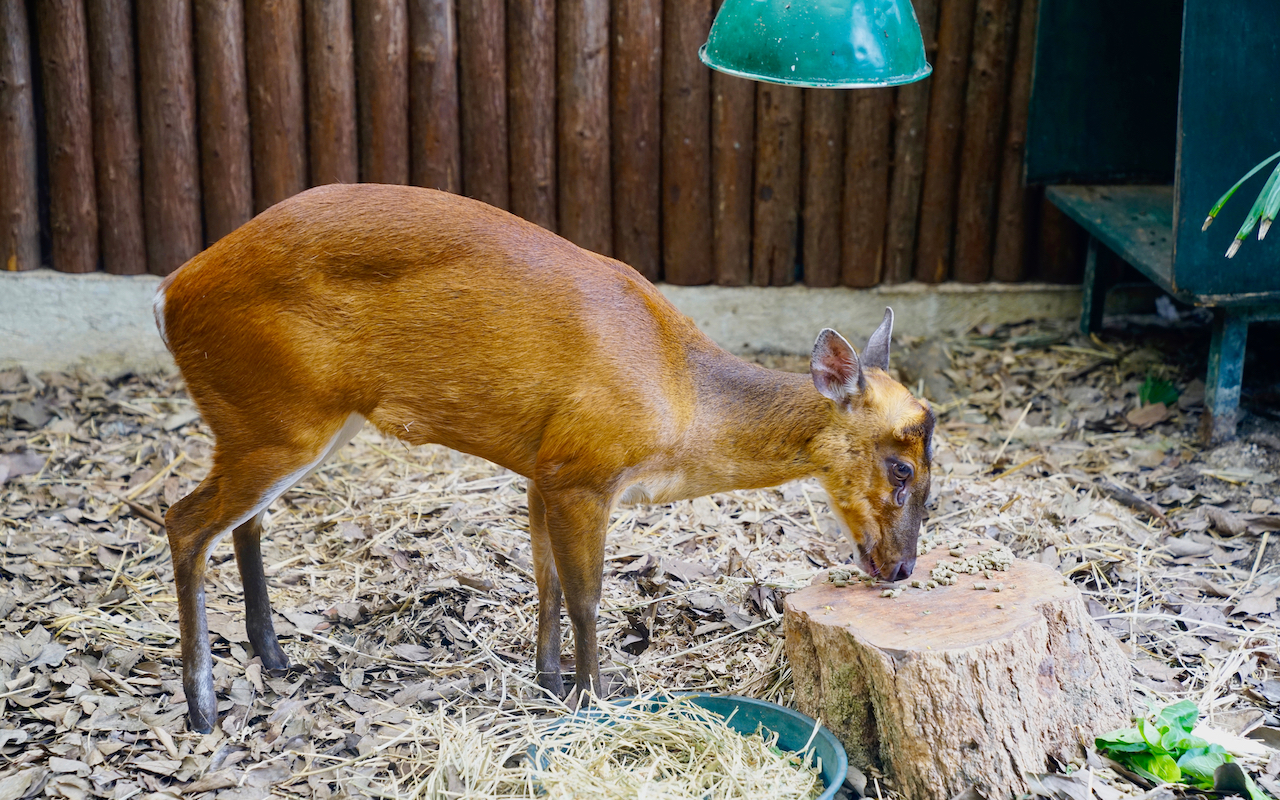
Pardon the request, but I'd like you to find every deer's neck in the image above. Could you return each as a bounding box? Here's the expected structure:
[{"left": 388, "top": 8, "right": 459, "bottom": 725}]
[{"left": 684, "top": 349, "right": 829, "bottom": 492}]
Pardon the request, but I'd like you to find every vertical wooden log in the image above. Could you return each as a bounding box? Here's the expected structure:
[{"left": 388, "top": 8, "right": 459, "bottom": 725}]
[
  {"left": 991, "top": 0, "right": 1037, "bottom": 282},
  {"left": 508, "top": 0, "right": 556, "bottom": 230},
  {"left": 458, "top": 0, "right": 509, "bottom": 207},
  {"left": 1036, "top": 195, "right": 1084, "bottom": 284},
  {"left": 245, "top": 0, "right": 307, "bottom": 211},
  {"left": 801, "top": 90, "right": 844, "bottom": 287},
  {"left": 914, "top": 0, "right": 978, "bottom": 283},
  {"left": 711, "top": 68, "right": 754, "bottom": 286},
  {"left": 37, "top": 0, "right": 99, "bottom": 273},
  {"left": 841, "top": 89, "right": 893, "bottom": 287},
  {"left": 137, "top": 0, "right": 202, "bottom": 275},
  {"left": 0, "top": 0, "right": 39, "bottom": 272},
  {"left": 355, "top": 0, "right": 409, "bottom": 184},
  {"left": 661, "top": 0, "right": 712, "bottom": 284},
  {"left": 610, "top": 0, "right": 659, "bottom": 278},
  {"left": 952, "top": 0, "right": 1016, "bottom": 283},
  {"left": 194, "top": 0, "right": 254, "bottom": 243},
  {"left": 558, "top": 0, "right": 611, "bottom": 254},
  {"left": 305, "top": 0, "right": 358, "bottom": 185},
  {"left": 752, "top": 84, "right": 802, "bottom": 286},
  {"left": 87, "top": 0, "right": 146, "bottom": 273},
  {"left": 883, "top": 0, "right": 939, "bottom": 284},
  {"left": 408, "top": 0, "right": 460, "bottom": 192}
]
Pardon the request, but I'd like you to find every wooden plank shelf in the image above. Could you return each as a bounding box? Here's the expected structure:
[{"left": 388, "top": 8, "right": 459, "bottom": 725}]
[{"left": 1044, "top": 184, "right": 1176, "bottom": 296}]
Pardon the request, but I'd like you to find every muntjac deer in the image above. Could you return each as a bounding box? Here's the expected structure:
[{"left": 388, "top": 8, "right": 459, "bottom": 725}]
[{"left": 156, "top": 184, "right": 934, "bottom": 733}]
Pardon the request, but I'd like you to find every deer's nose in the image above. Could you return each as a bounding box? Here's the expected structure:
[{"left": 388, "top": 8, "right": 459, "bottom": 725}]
[{"left": 885, "top": 557, "right": 916, "bottom": 583}]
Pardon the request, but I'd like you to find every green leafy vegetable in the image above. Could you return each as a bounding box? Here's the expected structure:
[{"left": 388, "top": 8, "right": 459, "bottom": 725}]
[
  {"left": 1177, "top": 745, "right": 1231, "bottom": 787},
  {"left": 1096, "top": 702, "right": 1275, "bottom": 800},
  {"left": 1131, "top": 752, "right": 1181, "bottom": 783},
  {"left": 1138, "top": 375, "right": 1178, "bottom": 407}
]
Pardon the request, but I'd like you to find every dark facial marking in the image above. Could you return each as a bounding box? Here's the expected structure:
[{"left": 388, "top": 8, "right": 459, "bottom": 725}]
[{"left": 897, "top": 405, "right": 937, "bottom": 464}]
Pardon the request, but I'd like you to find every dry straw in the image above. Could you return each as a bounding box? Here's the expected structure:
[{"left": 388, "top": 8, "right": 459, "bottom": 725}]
[{"left": 525, "top": 695, "right": 825, "bottom": 800}]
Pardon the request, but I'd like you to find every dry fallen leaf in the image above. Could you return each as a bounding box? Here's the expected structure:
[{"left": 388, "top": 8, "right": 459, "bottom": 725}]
[
  {"left": 4, "top": 323, "right": 1280, "bottom": 800},
  {"left": 1205, "top": 505, "right": 1247, "bottom": 536},
  {"left": 1233, "top": 585, "right": 1280, "bottom": 617},
  {"left": 1125, "top": 401, "right": 1169, "bottom": 429}
]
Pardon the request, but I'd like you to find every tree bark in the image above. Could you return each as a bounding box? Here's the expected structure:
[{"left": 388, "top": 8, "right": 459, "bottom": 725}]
[
  {"left": 883, "top": 0, "right": 939, "bottom": 284},
  {"left": 137, "top": 0, "right": 203, "bottom": 275},
  {"left": 610, "top": 0, "right": 660, "bottom": 278},
  {"left": 37, "top": 0, "right": 99, "bottom": 273},
  {"left": 305, "top": 0, "right": 358, "bottom": 186},
  {"left": 0, "top": 0, "right": 39, "bottom": 272},
  {"left": 194, "top": 0, "right": 254, "bottom": 243},
  {"left": 355, "top": 0, "right": 409, "bottom": 184},
  {"left": 245, "top": 0, "right": 307, "bottom": 211},
  {"left": 87, "top": 0, "right": 147, "bottom": 272},
  {"left": 557, "top": 0, "right": 611, "bottom": 254},
  {"left": 711, "top": 69, "right": 753, "bottom": 286},
  {"left": 801, "top": 90, "right": 844, "bottom": 287},
  {"left": 458, "top": 0, "right": 508, "bottom": 207},
  {"left": 508, "top": 0, "right": 556, "bottom": 230},
  {"left": 752, "top": 83, "right": 802, "bottom": 286},
  {"left": 914, "top": 0, "right": 978, "bottom": 283},
  {"left": 661, "top": 0, "right": 712, "bottom": 285},
  {"left": 841, "top": 89, "right": 892, "bottom": 287},
  {"left": 408, "top": 0, "right": 460, "bottom": 193},
  {"left": 952, "top": 0, "right": 1017, "bottom": 283},
  {"left": 991, "top": 0, "right": 1037, "bottom": 283},
  {"left": 785, "top": 539, "right": 1132, "bottom": 800}
]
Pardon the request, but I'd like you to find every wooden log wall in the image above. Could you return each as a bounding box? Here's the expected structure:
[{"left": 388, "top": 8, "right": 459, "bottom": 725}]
[
  {"left": 5, "top": 0, "right": 1077, "bottom": 286},
  {"left": 194, "top": 0, "right": 253, "bottom": 244},
  {"left": 86, "top": 0, "right": 145, "bottom": 274}
]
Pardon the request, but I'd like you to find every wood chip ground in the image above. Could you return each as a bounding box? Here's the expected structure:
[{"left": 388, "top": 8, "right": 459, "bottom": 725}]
[{"left": 1, "top": 314, "right": 1278, "bottom": 799}]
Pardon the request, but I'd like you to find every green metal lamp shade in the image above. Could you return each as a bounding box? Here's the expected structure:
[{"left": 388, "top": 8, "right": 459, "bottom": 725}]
[{"left": 699, "top": 0, "right": 932, "bottom": 88}]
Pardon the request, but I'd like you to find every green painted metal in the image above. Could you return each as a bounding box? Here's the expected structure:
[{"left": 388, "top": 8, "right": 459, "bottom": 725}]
[
  {"left": 1202, "top": 310, "right": 1248, "bottom": 445},
  {"left": 1047, "top": 186, "right": 1175, "bottom": 301},
  {"left": 1079, "top": 236, "right": 1105, "bottom": 335},
  {"left": 699, "top": 0, "right": 931, "bottom": 88},
  {"left": 1031, "top": 0, "right": 1280, "bottom": 441},
  {"left": 1173, "top": 0, "right": 1280, "bottom": 298},
  {"left": 1025, "top": 0, "right": 1182, "bottom": 185}
]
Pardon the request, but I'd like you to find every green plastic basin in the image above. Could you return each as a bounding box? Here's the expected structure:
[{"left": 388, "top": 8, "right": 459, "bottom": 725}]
[{"left": 529, "top": 693, "right": 849, "bottom": 798}]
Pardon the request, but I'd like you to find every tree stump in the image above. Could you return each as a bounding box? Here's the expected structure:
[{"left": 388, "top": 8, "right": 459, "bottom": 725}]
[{"left": 784, "top": 538, "right": 1132, "bottom": 800}]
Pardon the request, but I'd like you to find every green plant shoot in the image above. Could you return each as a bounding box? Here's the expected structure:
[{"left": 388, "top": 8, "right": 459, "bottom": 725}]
[
  {"left": 1095, "top": 701, "right": 1273, "bottom": 800},
  {"left": 1139, "top": 375, "right": 1178, "bottom": 407},
  {"left": 1203, "top": 148, "right": 1280, "bottom": 258}
]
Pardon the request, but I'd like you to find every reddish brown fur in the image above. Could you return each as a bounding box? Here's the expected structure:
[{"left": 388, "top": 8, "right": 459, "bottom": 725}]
[{"left": 158, "top": 184, "right": 932, "bottom": 732}]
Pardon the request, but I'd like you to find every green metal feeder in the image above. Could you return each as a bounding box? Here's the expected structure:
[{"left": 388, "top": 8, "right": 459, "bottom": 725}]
[{"left": 699, "top": 0, "right": 932, "bottom": 88}]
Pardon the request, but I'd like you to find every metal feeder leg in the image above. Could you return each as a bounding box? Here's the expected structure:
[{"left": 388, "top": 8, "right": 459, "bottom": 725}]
[
  {"left": 1200, "top": 308, "right": 1248, "bottom": 445},
  {"left": 1079, "top": 236, "right": 1108, "bottom": 335}
]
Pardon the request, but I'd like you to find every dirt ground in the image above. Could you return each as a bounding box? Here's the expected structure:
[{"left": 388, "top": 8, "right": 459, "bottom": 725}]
[{"left": 1, "top": 311, "right": 1278, "bottom": 799}]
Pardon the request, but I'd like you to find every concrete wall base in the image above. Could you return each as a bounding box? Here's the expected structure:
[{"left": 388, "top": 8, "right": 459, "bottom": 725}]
[{"left": 1, "top": 270, "right": 1150, "bottom": 373}]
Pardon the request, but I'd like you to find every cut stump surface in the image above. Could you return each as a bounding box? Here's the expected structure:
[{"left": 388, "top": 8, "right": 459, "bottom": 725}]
[{"left": 784, "top": 538, "right": 1132, "bottom": 800}]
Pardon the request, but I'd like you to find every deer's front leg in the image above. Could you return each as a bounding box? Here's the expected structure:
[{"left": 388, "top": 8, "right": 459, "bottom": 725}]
[
  {"left": 541, "top": 487, "right": 610, "bottom": 703},
  {"left": 528, "top": 482, "right": 565, "bottom": 696}
]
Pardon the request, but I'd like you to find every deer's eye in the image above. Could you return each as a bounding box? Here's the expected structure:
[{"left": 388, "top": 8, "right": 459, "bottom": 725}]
[{"left": 891, "top": 462, "right": 913, "bottom": 482}]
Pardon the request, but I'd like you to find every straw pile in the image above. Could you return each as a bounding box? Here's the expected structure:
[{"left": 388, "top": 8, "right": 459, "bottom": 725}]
[{"left": 527, "top": 696, "right": 823, "bottom": 800}]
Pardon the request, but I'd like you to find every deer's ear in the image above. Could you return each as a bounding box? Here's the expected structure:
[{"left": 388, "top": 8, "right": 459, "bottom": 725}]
[
  {"left": 811, "top": 328, "right": 865, "bottom": 405},
  {"left": 862, "top": 308, "right": 894, "bottom": 371}
]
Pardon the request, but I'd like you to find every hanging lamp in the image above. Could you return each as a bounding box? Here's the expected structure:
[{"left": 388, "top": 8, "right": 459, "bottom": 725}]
[{"left": 699, "top": 0, "right": 932, "bottom": 88}]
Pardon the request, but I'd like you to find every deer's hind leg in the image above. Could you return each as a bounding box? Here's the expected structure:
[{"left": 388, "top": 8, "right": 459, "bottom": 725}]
[
  {"left": 166, "top": 414, "right": 364, "bottom": 732},
  {"left": 232, "top": 513, "right": 286, "bottom": 669},
  {"left": 230, "top": 415, "right": 364, "bottom": 672}
]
